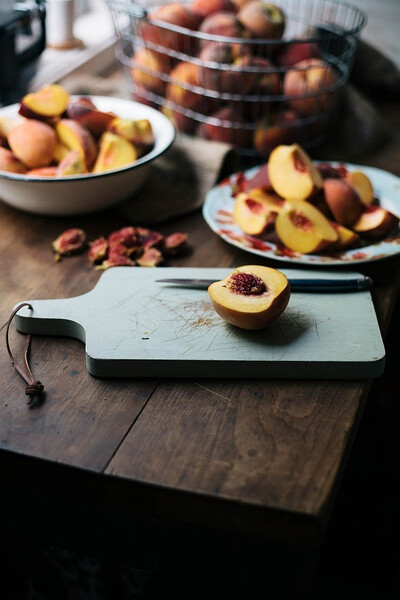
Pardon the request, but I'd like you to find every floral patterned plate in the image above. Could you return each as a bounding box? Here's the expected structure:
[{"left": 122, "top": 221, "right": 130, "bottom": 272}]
[{"left": 202, "top": 162, "right": 400, "bottom": 266}]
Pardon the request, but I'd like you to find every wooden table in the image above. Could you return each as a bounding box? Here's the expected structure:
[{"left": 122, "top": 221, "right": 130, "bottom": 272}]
[{"left": 1, "top": 116, "right": 400, "bottom": 597}]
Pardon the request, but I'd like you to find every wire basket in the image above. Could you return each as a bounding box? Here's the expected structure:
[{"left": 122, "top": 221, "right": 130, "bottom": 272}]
[{"left": 105, "top": 0, "right": 366, "bottom": 157}]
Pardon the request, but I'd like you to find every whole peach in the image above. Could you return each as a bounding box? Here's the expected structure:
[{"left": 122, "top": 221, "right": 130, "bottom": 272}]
[
  {"left": 131, "top": 48, "right": 171, "bottom": 95},
  {"left": 275, "top": 41, "right": 319, "bottom": 67},
  {"left": 238, "top": 1, "right": 285, "bottom": 39},
  {"left": 253, "top": 110, "right": 298, "bottom": 154},
  {"left": 283, "top": 58, "right": 338, "bottom": 116},
  {"left": 198, "top": 42, "right": 255, "bottom": 94},
  {"left": 200, "top": 105, "right": 253, "bottom": 149},
  {"left": 191, "top": 0, "right": 235, "bottom": 18},
  {"left": 140, "top": 3, "right": 201, "bottom": 54},
  {"left": 0, "top": 147, "right": 27, "bottom": 173},
  {"left": 8, "top": 119, "right": 56, "bottom": 168},
  {"left": 165, "top": 61, "right": 201, "bottom": 108},
  {"left": 199, "top": 11, "right": 249, "bottom": 43}
]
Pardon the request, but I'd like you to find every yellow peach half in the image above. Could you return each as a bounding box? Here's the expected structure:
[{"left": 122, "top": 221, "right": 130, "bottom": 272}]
[
  {"left": 19, "top": 84, "right": 70, "bottom": 119},
  {"left": 233, "top": 190, "right": 282, "bottom": 235},
  {"left": 275, "top": 199, "right": 338, "bottom": 254},
  {"left": 345, "top": 170, "right": 374, "bottom": 206},
  {"left": 267, "top": 143, "right": 323, "bottom": 201},
  {"left": 208, "top": 265, "right": 290, "bottom": 330}
]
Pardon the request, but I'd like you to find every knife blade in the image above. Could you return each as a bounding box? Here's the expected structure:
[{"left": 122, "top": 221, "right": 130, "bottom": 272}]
[{"left": 156, "top": 275, "right": 373, "bottom": 292}]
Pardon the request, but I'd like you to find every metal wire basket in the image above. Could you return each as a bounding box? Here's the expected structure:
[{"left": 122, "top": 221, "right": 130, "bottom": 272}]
[{"left": 105, "top": 0, "right": 366, "bottom": 157}]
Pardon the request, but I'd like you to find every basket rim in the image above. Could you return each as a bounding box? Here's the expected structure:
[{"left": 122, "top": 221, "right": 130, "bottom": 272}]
[{"left": 106, "top": 0, "right": 368, "bottom": 40}]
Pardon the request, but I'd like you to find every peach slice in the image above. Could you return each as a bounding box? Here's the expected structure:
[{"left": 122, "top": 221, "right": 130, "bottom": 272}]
[
  {"left": 345, "top": 170, "right": 374, "bottom": 206},
  {"left": 8, "top": 119, "right": 56, "bottom": 168},
  {"left": 56, "top": 150, "right": 86, "bottom": 176},
  {"left": 267, "top": 143, "right": 323, "bottom": 200},
  {"left": 208, "top": 265, "right": 290, "bottom": 330},
  {"left": 0, "top": 147, "right": 27, "bottom": 174},
  {"left": 66, "top": 99, "right": 115, "bottom": 137},
  {"left": 326, "top": 222, "right": 360, "bottom": 252},
  {"left": 55, "top": 119, "right": 97, "bottom": 170},
  {"left": 107, "top": 118, "right": 154, "bottom": 156},
  {"left": 92, "top": 132, "right": 137, "bottom": 174},
  {"left": 233, "top": 190, "right": 282, "bottom": 235},
  {"left": 323, "top": 178, "right": 363, "bottom": 227},
  {"left": 275, "top": 199, "right": 338, "bottom": 254},
  {"left": 352, "top": 205, "right": 399, "bottom": 238},
  {"left": 19, "top": 84, "right": 70, "bottom": 120}
]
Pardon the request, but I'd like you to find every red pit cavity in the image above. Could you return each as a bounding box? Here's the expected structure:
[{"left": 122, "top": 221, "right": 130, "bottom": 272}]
[
  {"left": 245, "top": 198, "right": 265, "bottom": 214},
  {"left": 292, "top": 151, "right": 309, "bottom": 173},
  {"left": 289, "top": 211, "right": 314, "bottom": 231},
  {"left": 227, "top": 272, "right": 267, "bottom": 296}
]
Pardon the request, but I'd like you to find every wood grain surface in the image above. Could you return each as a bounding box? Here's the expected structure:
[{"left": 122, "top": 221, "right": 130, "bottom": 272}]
[{"left": 1, "top": 164, "right": 400, "bottom": 549}]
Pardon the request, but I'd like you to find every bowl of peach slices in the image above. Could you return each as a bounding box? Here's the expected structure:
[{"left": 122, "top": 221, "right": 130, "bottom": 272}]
[
  {"left": 203, "top": 143, "right": 400, "bottom": 266},
  {"left": 0, "top": 84, "right": 175, "bottom": 215}
]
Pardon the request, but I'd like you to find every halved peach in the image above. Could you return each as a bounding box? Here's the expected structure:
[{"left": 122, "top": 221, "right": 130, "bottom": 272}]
[
  {"left": 233, "top": 190, "right": 282, "bottom": 235},
  {"left": 8, "top": 119, "right": 56, "bottom": 168},
  {"left": 275, "top": 199, "right": 338, "bottom": 254},
  {"left": 345, "top": 170, "right": 374, "bottom": 206},
  {"left": 352, "top": 205, "right": 399, "bottom": 238},
  {"left": 92, "top": 132, "right": 137, "bottom": 173},
  {"left": 208, "top": 265, "right": 290, "bottom": 330},
  {"left": 56, "top": 150, "right": 86, "bottom": 176},
  {"left": 55, "top": 119, "right": 97, "bottom": 170},
  {"left": 323, "top": 178, "right": 363, "bottom": 227},
  {"left": 0, "top": 147, "right": 27, "bottom": 174},
  {"left": 19, "top": 84, "right": 70, "bottom": 120},
  {"left": 267, "top": 143, "right": 323, "bottom": 200}
]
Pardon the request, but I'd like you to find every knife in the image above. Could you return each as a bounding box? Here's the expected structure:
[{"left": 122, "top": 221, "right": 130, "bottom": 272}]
[{"left": 156, "top": 275, "right": 373, "bottom": 293}]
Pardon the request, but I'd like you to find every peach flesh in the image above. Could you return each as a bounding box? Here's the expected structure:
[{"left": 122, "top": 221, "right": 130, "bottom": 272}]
[
  {"left": 275, "top": 200, "right": 338, "bottom": 254},
  {"left": 19, "top": 84, "right": 70, "bottom": 119},
  {"left": 233, "top": 191, "right": 279, "bottom": 235},
  {"left": 353, "top": 206, "right": 399, "bottom": 238},
  {"left": 208, "top": 265, "right": 290, "bottom": 330},
  {"left": 267, "top": 144, "right": 323, "bottom": 201}
]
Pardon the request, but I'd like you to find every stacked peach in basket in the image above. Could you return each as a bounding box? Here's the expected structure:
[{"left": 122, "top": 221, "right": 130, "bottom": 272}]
[
  {"left": 232, "top": 144, "right": 399, "bottom": 255},
  {"left": 131, "top": 0, "right": 338, "bottom": 152},
  {"left": 0, "top": 84, "right": 154, "bottom": 177}
]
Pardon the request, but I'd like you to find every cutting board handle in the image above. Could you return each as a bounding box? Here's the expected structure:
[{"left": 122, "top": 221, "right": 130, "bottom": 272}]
[{"left": 13, "top": 298, "right": 86, "bottom": 342}]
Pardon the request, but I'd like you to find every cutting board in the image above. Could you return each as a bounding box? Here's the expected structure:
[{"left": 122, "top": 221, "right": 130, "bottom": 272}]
[{"left": 14, "top": 267, "right": 385, "bottom": 379}]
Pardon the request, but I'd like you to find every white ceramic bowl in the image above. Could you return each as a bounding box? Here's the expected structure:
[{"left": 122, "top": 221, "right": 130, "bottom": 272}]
[{"left": 0, "top": 96, "right": 175, "bottom": 216}]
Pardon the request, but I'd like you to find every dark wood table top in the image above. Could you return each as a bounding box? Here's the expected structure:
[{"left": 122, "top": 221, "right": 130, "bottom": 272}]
[{"left": 1, "top": 111, "right": 400, "bottom": 559}]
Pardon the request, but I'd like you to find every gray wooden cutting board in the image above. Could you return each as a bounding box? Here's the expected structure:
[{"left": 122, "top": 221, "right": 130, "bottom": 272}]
[{"left": 14, "top": 267, "right": 385, "bottom": 379}]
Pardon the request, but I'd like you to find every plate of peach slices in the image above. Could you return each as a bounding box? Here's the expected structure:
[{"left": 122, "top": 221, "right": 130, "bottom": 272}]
[{"left": 203, "top": 143, "right": 400, "bottom": 266}]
